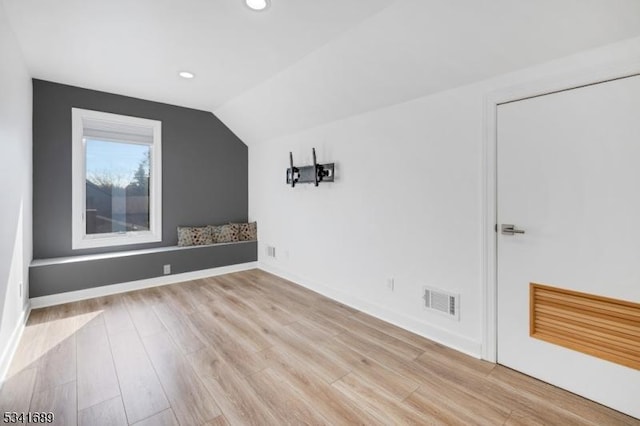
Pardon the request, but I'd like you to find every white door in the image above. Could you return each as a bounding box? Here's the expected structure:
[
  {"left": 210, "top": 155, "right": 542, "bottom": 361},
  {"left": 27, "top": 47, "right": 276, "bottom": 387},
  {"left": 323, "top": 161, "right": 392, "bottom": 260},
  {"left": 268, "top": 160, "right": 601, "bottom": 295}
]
[{"left": 497, "top": 74, "right": 640, "bottom": 418}]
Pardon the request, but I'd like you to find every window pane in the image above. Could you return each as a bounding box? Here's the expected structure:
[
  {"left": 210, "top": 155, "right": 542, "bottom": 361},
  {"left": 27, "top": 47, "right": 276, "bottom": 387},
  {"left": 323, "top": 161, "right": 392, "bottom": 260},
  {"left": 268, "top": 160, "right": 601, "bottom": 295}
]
[{"left": 85, "top": 139, "right": 151, "bottom": 235}]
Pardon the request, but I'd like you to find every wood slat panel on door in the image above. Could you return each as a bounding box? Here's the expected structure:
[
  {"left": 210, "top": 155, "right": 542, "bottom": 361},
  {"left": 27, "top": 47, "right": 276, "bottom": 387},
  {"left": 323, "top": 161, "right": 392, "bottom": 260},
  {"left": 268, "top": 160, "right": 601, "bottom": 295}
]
[{"left": 530, "top": 283, "right": 640, "bottom": 370}]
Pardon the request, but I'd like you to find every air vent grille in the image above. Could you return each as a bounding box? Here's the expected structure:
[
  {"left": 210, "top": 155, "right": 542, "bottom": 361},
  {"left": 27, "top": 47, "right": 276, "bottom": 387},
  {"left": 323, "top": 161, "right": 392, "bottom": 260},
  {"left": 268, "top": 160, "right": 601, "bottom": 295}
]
[
  {"left": 423, "top": 286, "right": 459, "bottom": 320},
  {"left": 265, "top": 246, "right": 276, "bottom": 258},
  {"left": 530, "top": 283, "right": 640, "bottom": 370}
]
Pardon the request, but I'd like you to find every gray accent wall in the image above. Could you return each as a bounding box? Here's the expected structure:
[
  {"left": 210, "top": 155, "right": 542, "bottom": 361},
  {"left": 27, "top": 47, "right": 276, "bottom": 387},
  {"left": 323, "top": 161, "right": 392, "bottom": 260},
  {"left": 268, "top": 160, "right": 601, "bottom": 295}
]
[
  {"left": 30, "top": 242, "right": 257, "bottom": 297},
  {"left": 33, "top": 79, "right": 248, "bottom": 258},
  {"left": 31, "top": 80, "right": 253, "bottom": 297}
]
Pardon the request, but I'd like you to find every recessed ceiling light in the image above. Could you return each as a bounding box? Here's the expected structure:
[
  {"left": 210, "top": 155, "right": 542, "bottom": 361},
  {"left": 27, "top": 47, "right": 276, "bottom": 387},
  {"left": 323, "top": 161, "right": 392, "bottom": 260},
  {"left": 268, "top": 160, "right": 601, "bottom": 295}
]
[
  {"left": 245, "top": 0, "right": 270, "bottom": 11},
  {"left": 179, "top": 71, "right": 195, "bottom": 79}
]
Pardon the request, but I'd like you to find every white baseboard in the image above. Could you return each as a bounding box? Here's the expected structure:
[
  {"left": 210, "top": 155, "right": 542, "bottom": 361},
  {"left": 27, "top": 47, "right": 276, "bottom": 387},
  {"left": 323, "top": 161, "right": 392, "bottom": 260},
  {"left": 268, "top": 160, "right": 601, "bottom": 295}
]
[
  {"left": 30, "top": 262, "right": 258, "bottom": 309},
  {"left": 258, "top": 262, "right": 483, "bottom": 358},
  {"left": 0, "top": 303, "right": 31, "bottom": 384}
]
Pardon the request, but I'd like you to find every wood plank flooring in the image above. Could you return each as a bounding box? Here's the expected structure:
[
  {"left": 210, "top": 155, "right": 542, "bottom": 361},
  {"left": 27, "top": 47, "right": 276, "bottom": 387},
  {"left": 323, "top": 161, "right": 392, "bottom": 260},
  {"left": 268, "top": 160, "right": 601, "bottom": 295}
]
[{"left": 1, "top": 269, "right": 637, "bottom": 425}]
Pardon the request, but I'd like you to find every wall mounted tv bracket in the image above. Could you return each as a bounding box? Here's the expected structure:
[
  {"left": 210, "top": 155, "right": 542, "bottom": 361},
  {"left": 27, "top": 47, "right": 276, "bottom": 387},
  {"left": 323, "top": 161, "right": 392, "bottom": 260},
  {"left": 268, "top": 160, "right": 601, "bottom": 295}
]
[{"left": 286, "top": 148, "right": 335, "bottom": 187}]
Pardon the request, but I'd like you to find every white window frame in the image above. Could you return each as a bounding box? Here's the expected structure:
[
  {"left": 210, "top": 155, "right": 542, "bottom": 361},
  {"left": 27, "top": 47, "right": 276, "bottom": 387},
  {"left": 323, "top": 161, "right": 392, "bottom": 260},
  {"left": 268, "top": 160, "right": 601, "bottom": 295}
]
[{"left": 72, "top": 108, "right": 162, "bottom": 250}]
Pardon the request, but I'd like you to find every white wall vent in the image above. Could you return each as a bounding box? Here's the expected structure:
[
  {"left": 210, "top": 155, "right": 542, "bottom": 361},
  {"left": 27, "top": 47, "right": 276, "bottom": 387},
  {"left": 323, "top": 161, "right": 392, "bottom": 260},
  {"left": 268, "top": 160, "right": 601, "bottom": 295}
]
[
  {"left": 266, "top": 245, "right": 276, "bottom": 258},
  {"left": 422, "top": 286, "right": 459, "bottom": 320}
]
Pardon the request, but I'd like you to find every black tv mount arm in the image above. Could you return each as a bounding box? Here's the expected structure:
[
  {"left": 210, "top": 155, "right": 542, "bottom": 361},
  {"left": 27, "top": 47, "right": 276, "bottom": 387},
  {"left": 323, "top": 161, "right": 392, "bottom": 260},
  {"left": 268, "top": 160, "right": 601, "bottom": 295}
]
[
  {"left": 286, "top": 148, "right": 334, "bottom": 187},
  {"left": 312, "top": 148, "right": 330, "bottom": 187},
  {"left": 289, "top": 152, "right": 299, "bottom": 188}
]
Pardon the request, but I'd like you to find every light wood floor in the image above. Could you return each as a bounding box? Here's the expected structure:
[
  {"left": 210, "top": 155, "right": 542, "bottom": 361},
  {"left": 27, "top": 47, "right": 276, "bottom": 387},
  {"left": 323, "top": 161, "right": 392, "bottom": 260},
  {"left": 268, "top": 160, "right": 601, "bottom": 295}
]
[{"left": 0, "top": 269, "right": 637, "bottom": 425}]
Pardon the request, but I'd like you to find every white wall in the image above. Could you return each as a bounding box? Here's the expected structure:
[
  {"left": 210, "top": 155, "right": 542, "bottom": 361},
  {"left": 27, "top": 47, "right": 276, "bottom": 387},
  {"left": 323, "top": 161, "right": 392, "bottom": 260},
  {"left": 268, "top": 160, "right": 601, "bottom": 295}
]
[
  {"left": 250, "top": 36, "right": 640, "bottom": 357},
  {"left": 0, "top": 2, "right": 32, "bottom": 378}
]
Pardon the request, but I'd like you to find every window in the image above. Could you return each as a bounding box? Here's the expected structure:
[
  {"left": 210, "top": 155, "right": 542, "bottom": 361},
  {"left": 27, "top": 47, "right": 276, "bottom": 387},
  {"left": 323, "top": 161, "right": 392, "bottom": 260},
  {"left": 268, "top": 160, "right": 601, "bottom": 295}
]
[{"left": 72, "top": 108, "right": 162, "bottom": 249}]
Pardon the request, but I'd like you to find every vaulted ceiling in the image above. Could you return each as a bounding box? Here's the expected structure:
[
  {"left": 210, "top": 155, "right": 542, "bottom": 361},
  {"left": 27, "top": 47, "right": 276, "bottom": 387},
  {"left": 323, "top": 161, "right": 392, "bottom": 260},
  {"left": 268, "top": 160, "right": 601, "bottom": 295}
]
[{"left": 4, "top": 0, "right": 640, "bottom": 144}]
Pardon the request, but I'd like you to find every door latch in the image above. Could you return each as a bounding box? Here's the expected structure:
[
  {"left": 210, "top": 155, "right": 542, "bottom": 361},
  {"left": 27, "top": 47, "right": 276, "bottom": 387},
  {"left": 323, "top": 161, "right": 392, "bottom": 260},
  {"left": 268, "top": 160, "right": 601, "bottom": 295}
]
[{"left": 501, "top": 224, "right": 525, "bottom": 235}]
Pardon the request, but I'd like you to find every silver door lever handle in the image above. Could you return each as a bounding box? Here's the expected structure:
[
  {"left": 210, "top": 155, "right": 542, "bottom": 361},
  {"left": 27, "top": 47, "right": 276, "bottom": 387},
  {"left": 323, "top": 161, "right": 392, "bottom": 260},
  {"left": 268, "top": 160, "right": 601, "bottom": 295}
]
[{"left": 501, "top": 224, "right": 525, "bottom": 235}]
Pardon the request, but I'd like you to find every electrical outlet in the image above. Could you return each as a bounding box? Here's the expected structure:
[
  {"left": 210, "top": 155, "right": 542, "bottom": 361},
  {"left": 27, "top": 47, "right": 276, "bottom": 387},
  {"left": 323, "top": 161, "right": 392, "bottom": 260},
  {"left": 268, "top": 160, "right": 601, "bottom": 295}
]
[
  {"left": 163, "top": 264, "right": 171, "bottom": 275},
  {"left": 387, "top": 278, "right": 395, "bottom": 292}
]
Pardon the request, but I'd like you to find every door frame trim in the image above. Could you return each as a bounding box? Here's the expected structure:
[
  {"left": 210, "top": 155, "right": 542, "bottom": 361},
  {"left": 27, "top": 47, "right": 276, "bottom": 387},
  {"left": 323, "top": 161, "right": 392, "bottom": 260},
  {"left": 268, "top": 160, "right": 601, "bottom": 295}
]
[{"left": 481, "top": 60, "right": 640, "bottom": 362}]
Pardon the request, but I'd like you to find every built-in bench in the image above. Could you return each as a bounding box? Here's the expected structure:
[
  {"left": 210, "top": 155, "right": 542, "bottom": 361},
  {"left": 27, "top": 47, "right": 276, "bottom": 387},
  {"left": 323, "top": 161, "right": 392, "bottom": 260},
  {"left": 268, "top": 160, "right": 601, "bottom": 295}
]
[{"left": 29, "top": 240, "right": 257, "bottom": 300}]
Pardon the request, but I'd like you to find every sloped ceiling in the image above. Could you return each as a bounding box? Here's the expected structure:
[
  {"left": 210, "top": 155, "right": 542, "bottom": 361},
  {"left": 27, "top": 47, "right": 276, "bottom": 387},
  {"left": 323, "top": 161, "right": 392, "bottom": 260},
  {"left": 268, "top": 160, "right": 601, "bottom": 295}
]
[
  {"left": 2, "top": 0, "right": 394, "bottom": 110},
  {"left": 4, "top": 0, "right": 640, "bottom": 144}
]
